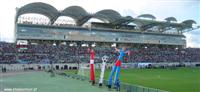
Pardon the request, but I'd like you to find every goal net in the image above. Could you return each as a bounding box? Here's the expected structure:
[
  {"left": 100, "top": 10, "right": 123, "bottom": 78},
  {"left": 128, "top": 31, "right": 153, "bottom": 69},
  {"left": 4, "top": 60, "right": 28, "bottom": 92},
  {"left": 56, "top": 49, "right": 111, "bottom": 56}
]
[{"left": 77, "top": 64, "right": 90, "bottom": 77}]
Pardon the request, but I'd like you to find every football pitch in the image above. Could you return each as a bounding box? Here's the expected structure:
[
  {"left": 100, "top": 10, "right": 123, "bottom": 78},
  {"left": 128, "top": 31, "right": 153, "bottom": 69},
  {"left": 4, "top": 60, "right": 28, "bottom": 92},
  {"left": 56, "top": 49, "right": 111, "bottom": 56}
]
[
  {"left": 97, "top": 67, "right": 200, "bottom": 92},
  {"left": 66, "top": 67, "right": 200, "bottom": 92},
  {"left": 0, "top": 67, "right": 199, "bottom": 92}
]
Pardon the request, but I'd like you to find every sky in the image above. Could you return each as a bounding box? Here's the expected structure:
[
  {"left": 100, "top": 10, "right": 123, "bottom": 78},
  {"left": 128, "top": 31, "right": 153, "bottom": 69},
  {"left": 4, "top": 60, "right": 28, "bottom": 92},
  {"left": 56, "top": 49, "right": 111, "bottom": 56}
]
[{"left": 0, "top": 0, "right": 199, "bottom": 47}]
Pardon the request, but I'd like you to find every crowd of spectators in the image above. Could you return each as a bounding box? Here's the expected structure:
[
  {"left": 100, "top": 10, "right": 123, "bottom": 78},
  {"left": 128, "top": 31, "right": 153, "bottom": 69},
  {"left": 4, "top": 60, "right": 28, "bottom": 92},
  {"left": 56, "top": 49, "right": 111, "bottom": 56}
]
[{"left": 0, "top": 42, "right": 200, "bottom": 64}]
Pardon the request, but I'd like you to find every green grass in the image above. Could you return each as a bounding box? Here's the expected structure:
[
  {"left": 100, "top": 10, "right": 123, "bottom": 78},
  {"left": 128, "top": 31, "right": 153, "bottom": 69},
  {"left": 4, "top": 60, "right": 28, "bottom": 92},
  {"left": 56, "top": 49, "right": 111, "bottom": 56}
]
[
  {"left": 0, "top": 72, "right": 111, "bottom": 92},
  {"left": 65, "top": 67, "right": 200, "bottom": 92}
]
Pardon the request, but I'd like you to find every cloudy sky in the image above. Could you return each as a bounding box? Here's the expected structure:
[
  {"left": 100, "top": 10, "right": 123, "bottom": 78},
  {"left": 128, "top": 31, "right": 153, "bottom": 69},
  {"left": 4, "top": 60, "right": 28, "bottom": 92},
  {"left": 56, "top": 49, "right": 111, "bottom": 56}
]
[{"left": 0, "top": 0, "right": 199, "bottom": 47}]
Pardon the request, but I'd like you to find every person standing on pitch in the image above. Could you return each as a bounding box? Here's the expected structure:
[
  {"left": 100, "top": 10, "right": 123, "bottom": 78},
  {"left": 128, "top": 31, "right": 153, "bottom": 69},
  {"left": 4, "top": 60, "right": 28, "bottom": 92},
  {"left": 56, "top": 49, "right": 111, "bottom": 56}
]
[
  {"left": 88, "top": 48, "right": 95, "bottom": 85},
  {"left": 107, "top": 46, "right": 130, "bottom": 90}
]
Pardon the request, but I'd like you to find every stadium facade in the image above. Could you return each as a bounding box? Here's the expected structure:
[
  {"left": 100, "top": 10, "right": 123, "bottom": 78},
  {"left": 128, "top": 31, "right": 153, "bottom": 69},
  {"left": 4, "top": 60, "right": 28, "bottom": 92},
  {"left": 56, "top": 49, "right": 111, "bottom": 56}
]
[{"left": 15, "top": 2, "right": 197, "bottom": 48}]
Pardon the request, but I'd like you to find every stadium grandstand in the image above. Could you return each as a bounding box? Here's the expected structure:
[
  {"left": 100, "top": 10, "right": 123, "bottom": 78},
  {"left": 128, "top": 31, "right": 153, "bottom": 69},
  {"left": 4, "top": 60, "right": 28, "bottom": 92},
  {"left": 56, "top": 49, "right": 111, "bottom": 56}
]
[
  {"left": 1, "top": 2, "right": 200, "bottom": 92},
  {"left": 0, "top": 2, "right": 200, "bottom": 67},
  {"left": 15, "top": 2, "right": 199, "bottom": 47}
]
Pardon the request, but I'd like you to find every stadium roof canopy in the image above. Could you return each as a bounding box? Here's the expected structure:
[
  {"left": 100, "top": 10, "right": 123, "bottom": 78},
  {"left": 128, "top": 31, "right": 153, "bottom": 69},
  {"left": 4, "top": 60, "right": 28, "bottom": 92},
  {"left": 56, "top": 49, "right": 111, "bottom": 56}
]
[
  {"left": 182, "top": 20, "right": 196, "bottom": 27},
  {"left": 16, "top": 2, "right": 59, "bottom": 24},
  {"left": 165, "top": 17, "right": 177, "bottom": 22},
  {"left": 61, "top": 6, "right": 89, "bottom": 19},
  {"left": 16, "top": 2, "right": 198, "bottom": 32},
  {"left": 95, "top": 9, "right": 122, "bottom": 22},
  {"left": 137, "top": 14, "right": 156, "bottom": 20}
]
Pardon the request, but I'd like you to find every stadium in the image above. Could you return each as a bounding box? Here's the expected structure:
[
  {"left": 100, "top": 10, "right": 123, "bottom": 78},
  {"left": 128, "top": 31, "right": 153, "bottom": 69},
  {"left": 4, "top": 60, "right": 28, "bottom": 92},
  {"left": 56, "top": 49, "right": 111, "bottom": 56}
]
[{"left": 0, "top": 2, "right": 200, "bottom": 92}]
